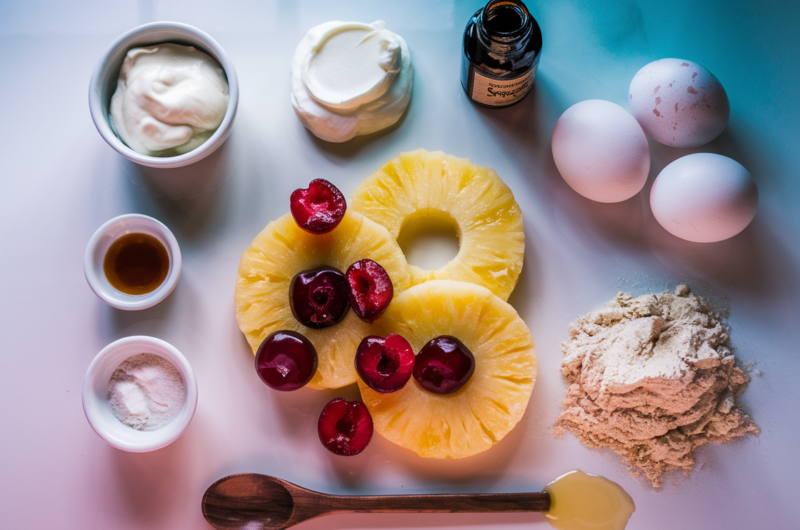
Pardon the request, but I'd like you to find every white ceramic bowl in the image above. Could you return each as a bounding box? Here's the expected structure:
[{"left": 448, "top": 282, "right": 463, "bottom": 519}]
[
  {"left": 83, "top": 336, "right": 198, "bottom": 452},
  {"left": 88, "top": 21, "right": 239, "bottom": 168},
  {"left": 84, "top": 214, "right": 181, "bottom": 310}
]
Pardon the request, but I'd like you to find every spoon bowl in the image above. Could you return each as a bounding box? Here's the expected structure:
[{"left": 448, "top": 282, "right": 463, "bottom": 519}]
[{"left": 202, "top": 475, "right": 297, "bottom": 530}]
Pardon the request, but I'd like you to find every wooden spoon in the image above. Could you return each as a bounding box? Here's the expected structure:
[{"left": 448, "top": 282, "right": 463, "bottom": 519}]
[{"left": 202, "top": 473, "right": 551, "bottom": 530}]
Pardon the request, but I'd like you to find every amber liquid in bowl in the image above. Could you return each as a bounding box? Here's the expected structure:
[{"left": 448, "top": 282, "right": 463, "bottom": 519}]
[{"left": 103, "top": 233, "right": 169, "bottom": 295}]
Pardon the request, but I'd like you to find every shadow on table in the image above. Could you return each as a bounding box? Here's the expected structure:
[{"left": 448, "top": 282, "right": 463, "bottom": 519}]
[
  {"left": 293, "top": 511, "right": 544, "bottom": 530},
  {"left": 96, "top": 270, "right": 200, "bottom": 343},
  {"left": 108, "top": 429, "right": 196, "bottom": 526},
  {"left": 116, "top": 127, "right": 243, "bottom": 245},
  {"left": 303, "top": 84, "right": 414, "bottom": 165}
]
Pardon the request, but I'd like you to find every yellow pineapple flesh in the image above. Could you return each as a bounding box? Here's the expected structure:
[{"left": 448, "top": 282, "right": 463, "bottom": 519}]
[
  {"left": 358, "top": 280, "right": 536, "bottom": 459},
  {"left": 235, "top": 211, "right": 411, "bottom": 389},
  {"left": 350, "top": 149, "right": 524, "bottom": 301}
]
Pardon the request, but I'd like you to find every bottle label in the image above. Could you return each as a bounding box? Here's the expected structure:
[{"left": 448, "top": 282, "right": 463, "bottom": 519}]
[{"left": 470, "top": 68, "right": 535, "bottom": 106}]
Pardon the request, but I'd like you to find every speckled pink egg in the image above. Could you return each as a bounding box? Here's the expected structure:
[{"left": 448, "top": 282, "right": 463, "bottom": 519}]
[
  {"left": 650, "top": 153, "right": 758, "bottom": 243},
  {"left": 552, "top": 100, "right": 650, "bottom": 203},
  {"left": 629, "top": 59, "right": 730, "bottom": 148}
]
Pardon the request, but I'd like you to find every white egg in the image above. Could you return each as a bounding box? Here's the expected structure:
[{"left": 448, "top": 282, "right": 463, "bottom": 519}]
[
  {"left": 551, "top": 99, "right": 650, "bottom": 203},
  {"left": 629, "top": 58, "right": 730, "bottom": 148},
  {"left": 650, "top": 153, "right": 758, "bottom": 243}
]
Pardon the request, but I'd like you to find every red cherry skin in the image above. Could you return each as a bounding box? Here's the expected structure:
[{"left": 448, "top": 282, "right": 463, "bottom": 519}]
[
  {"left": 255, "top": 330, "right": 318, "bottom": 391},
  {"left": 289, "top": 267, "right": 349, "bottom": 329},
  {"left": 413, "top": 335, "right": 475, "bottom": 395}
]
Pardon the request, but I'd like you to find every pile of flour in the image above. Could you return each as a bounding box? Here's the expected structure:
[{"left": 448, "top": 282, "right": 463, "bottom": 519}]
[{"left": 554, "top": 285, "right": 759, "bottom": 487}]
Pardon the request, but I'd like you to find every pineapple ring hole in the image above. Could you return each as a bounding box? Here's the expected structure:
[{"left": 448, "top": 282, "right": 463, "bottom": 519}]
[{"left": 397, "top": 209, "right": 460, "bottom": 271}]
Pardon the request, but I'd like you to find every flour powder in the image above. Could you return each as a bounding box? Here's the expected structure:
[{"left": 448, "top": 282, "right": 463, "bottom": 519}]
[{"left": 554, "top": 285, "right": 759, "bottom": 487}]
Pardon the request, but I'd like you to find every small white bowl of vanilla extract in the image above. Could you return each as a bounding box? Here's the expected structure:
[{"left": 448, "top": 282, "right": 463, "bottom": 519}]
[{"left": 85, "top": 214, "right": 181, "bottom": 310}]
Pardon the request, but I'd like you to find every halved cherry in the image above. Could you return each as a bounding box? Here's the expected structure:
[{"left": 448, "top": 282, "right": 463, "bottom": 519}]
[
  {"left": 413, "top": 336, "right": 475, "bottom": 395},
  {"left": 290, "top": 179, "right": 347, "bottom": 234},
  {"left": 346, "top": 259, "right": 393, "bottom": 322},
  {"left": 318, "top": 398, "right": 373, "bottom": 456},
  {"left": 289, "top": 267, "right": 349, "bottom": 328},
  {"left": 355, "top": 334, "right": 415, "bottom": 393}
]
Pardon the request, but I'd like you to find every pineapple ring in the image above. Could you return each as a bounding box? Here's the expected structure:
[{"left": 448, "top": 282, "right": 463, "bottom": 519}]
[
  {"left": 235, "top": 211, "right": 412, "bottom": 389},
  {"left": 350, "top": 149, "right": 524, "bottom": 301},
  {"left": 359, "top": 280, "right": 536, "bottom": 459}
]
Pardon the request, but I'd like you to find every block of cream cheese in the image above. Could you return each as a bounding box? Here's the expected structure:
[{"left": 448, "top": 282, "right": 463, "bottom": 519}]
[
  {"left": 110, "top": 43, "right": 229, "bottom": 157},
  {"left": 291, "top": 21, "right": 413, "bottom": 143}
]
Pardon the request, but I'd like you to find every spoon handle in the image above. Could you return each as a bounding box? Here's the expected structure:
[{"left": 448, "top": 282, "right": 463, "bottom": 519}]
[{"left": 300, "top": 490, "right": 551, "bottom": 515}]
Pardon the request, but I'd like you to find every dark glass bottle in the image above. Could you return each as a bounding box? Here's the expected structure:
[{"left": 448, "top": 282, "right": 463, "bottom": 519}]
[{"left": 461, "top": 0, "right": 543, "bottom": 108}]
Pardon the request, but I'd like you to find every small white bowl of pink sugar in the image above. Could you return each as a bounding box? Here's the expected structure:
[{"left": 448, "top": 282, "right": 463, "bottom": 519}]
[{"left": 82, "top": 336, "right": 198, "bottom": 452}]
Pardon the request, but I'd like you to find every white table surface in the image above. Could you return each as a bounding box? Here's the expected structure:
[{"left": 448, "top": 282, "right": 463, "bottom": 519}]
[{"left": 1, "top": 1, "right": 799, "bottom": 528}]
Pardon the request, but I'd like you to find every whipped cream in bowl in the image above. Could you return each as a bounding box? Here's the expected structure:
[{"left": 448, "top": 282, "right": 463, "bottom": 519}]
[
  {"left": 89, "top": 22, "right": 239, "bottom": 168},
  {"left": 291, "top": 21, "right": 413, "bottom": 143},
  {"left": 110, "top": 43, "right": 229, "bottom": 157}
]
